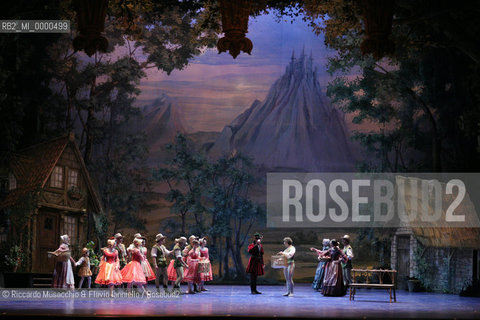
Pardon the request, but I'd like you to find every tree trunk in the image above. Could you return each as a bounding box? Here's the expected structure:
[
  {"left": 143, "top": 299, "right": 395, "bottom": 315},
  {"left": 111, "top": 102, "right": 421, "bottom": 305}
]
[
  {"left": 223, "top": 236, "right": 231, "bottom": 279},
  {"left": 231, "top": 244, "right": 246, "bottom": 280},
  {"left": 407, "top": 87, "right": 442, "bottom": 172},
  {"left": 181, "top": 213, "right": 186, "bottom": 235},
  {"left": 218, "top": 240, "right": 223, "bottom": 279},
  {"left": 83, "top": 78, "right": 96, "bottom": 165}
]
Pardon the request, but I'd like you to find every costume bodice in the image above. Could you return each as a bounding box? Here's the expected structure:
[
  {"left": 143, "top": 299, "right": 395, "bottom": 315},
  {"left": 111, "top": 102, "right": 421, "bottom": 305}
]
[
  {"left": 103, "top": 249, "right": 118, "bottom": 263},
  {"left": 188, "top": 248, "right": 200, "bottom": 259},
  {"left": 131, "top": 248, "right": 143, "bottom": 262},
  {"left": 329, "top": 247, "right": 344, "bottom": 261},
  {"left": 199, "top": 247, "right": 209, "bottom": 259}
]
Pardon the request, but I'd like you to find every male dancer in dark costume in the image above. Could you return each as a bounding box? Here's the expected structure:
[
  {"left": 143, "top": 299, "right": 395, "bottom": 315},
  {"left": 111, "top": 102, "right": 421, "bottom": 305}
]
[{"left": 246, "top": 232, "right": 264, "bottom": 294}]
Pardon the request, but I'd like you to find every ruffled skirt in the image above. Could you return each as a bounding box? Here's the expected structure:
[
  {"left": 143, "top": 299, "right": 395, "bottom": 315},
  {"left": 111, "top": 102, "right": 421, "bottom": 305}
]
[
  {"left": 184, "top": 259, "right": 200, "bottom": 283},
  {"left": 167, "top": 260, "right": 178, "bottom": 281},
  {"left": 78, "top": 266, "right": 93, "bottom": 277},
  {"left": 120, "top": 261, "right": 146, "bottom": 284},
  {"left": 95, "top": 262, "right": 123, "bottom": 286},
  {"left": 140, "top": 260, "right": 156, "bottom": 281}
]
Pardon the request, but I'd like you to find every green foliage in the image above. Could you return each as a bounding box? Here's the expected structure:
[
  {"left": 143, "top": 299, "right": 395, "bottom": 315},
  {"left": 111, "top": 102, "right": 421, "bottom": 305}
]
[
  {"left": 204, "top": 153, "right": 264, "bottom": 279},
  {"left": 356, "top": 228, "right": 392, "bottom": 267},
  {"left": 153, "top": 133, "right": 207, "bottom": 234},
  {"left": 2, "top": 244, "right": 26, "bottom": 272},
  {"left": 0, "top": 191, "right": 36, "bottom": 272},
  {"left": 306, "top": 0, "right": 480, "bottom": 173},
  {"left": 1, "top": 0, "right": 229, "bottom": 239},
  {"left": 412, "top": 243, "right": 434, "bottom": 291},
  {"left": 85, "top": 241, "right": 100, "bottom": 268},
  {"left": 48, "top": 17, "right": 153, "bottom": 234},
  {"left": 154, "top": 134, "right": 264, "bottom": 279},
  {"left": 291, "top": 230, "right": 319, "bottom": 244},
  {"left": 92, "top": 212, "right": 109, "bottom": 240}
]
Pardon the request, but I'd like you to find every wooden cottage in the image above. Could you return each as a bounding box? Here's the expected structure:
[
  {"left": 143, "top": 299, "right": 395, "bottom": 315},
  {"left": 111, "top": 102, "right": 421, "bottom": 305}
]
[{"left": 0, "top": 133, "right": 103, "bottom": 273}]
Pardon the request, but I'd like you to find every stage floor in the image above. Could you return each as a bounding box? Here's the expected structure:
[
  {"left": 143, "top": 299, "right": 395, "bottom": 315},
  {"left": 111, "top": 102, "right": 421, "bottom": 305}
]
[{"left": 1, "top": 284, "right": 479, "bottom": 319}]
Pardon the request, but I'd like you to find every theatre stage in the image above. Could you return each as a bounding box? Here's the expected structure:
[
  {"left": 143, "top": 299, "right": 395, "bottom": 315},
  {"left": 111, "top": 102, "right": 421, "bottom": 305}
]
[{"left": 1, "top": 284, "right": 479, "bottom": 319}]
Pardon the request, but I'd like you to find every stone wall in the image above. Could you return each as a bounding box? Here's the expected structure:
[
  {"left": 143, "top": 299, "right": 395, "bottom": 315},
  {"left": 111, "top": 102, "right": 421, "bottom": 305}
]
[
  {"left": 391, "top": 228, "right": 474, "bottom": 294},
  {"left": 412, "top": 247, "right": 472, "bottom": 293}
]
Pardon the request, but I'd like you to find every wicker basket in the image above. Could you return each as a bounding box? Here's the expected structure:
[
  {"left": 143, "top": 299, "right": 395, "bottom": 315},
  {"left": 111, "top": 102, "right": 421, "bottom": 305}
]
[{"left": 271, "top": 254, "right": 287, "bottom": 269}]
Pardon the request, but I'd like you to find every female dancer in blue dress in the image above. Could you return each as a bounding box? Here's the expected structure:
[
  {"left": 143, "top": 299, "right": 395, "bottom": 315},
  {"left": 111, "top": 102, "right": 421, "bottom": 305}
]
[{"left": 310, "top": 238, "right": 330, "bottom": 291}]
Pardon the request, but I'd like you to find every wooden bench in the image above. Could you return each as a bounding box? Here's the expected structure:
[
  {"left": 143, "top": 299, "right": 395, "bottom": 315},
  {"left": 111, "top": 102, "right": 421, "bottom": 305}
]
[{"left": 349, "top": 269, "right": 397, "bottom": 302}]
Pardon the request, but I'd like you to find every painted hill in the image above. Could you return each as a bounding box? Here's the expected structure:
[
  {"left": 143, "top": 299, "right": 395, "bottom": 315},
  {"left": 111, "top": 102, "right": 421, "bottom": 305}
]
[
  {"left": 141, "top": 93, "right": 186, "bottom": 164},
  {"left": 209, "top": 51, "right": 356, "bottom": 171}
]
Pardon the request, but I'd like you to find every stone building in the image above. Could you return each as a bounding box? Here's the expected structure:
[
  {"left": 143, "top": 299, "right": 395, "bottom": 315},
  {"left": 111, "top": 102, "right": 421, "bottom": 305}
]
[
  {"left": 391, "top": 227, "right": 480, "bottom": 293},
  {"left": 390, "top": 175, "right": 480, "bottom": 293}
]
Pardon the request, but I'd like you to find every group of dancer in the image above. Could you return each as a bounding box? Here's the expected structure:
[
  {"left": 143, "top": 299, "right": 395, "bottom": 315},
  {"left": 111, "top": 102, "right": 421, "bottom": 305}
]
[
  {"left": 50, "top": 231, "right": 353, "bottom": 297},
  {"left": 165, "top": 235, "right": 213, "bottom": 294},
  {"left": 246, "top": 233, "right": 353, "bottom": 297},
  {"left": 310, "top": 235, "right": 354, "bottom": 296},
  {"left": 49, "top": 233, "right": 213, "bottom": 295}
]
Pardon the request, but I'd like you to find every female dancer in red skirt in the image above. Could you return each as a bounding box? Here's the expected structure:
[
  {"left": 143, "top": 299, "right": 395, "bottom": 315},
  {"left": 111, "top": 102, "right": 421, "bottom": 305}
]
[
  {"left": 199, "top": 237, "right": 213, "bottom": 291},
  {"left": 95, "top": 238, "right": 123, "bottom": 296},
  {"left": 139, "top": 237, "right": 156, "bottom": 282},
  {"left": 184, "top": 239, "right": 201, "bottom": 294},
  {"left": 121, "top": 238, "right": 154, "bottom": 292}
]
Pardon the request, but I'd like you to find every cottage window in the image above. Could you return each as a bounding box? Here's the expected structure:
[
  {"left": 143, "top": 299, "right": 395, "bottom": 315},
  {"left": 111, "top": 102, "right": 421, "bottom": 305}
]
[
  {"left": 68, "top": 169, "right": 79, "bottom": 188},
  {"left": 63, "top": 216, "right": 77, "bottom": 245},
  {"left": 50, "top": 166, "right": 64, "bottom": 188},
  {"left": 8, "top": 172, "right": 16, "bottom": 190}
]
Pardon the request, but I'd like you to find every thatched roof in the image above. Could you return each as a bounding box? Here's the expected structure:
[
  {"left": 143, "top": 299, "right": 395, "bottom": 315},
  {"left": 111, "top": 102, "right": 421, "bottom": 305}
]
[
  {"left": 411, "top": 227, "right": 480, "bottom": 249},
  {"left": 396, "top": 175, "right": 480, "bottom": 249}
]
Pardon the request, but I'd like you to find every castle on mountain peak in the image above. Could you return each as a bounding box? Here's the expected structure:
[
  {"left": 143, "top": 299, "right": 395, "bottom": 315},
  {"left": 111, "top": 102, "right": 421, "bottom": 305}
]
[{"left": 286, "top": 48, "right": 317, "bottom": 81}]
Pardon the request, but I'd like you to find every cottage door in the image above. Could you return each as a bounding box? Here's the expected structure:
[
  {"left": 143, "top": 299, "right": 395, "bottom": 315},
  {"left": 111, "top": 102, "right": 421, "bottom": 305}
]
[
  {"left": 36, "top": 212, "right": 59, "bottom": 273},
  {"left": 396, "top": 236, "right": 410, "bottom": 290}
]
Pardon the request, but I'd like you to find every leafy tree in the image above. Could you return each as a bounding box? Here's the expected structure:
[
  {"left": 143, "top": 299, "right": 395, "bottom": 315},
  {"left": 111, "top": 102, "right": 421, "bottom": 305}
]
[
  {"left": 153, "top": 133, "right": 206, "bottom": 235},
  {"left": 153, "top": 135, "right": 264, "bottom": 279},
  {"left": 306, "top": 0, "right": 480, "bottom": 172},
  {"left": 42, "top": 0, "right": 223, "bottom": 237},
  {"left": 204, "top": 154, "right": 263, "bottom": 280},
  {"left": 326, "top": 49, "right": 421, "bottom": 172}
]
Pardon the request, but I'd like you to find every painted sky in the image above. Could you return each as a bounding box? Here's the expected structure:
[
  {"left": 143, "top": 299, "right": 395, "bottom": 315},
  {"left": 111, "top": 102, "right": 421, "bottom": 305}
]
[{"left": 137, "top": 13, "right": 337, "bottom": 133}]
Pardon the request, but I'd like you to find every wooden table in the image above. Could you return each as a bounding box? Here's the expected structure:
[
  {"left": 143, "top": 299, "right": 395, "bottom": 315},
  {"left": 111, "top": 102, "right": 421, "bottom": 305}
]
[{"left": 349, "top": 269, "right": 397, "bottom": 302}]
